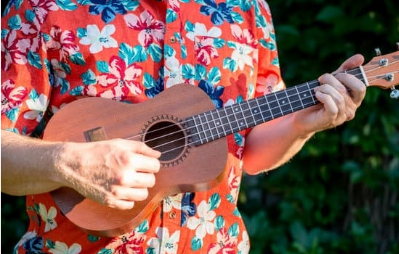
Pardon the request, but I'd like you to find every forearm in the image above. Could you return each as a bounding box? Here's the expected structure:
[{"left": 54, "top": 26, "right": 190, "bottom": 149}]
[
  {"left": 1, "top": 130, "right": 64, "bottom": 195},
  {"left": 242, "top": 112, "right": 314, "bottom": 175}
]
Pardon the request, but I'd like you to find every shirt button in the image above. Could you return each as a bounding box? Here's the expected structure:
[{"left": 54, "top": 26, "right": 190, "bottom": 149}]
[
  {"left": 169, "top": 211, "right": 176, "bottom": 219},
  {"left": 169, "top": 36, "right": 176, "bottom": 44}
]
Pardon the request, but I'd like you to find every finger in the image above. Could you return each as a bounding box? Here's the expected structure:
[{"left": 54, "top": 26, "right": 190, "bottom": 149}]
[
  {"left": 110, "top": 186, "right": 149, "bottom": 202},
  {"left": 318, "top": 73, "right": 347, "bottom": 94},
  {"left": 315, "top": 83, "right": 346, "bottom": 113},
  {"left": 121, "top": 170, "right": 156, "bottom": 187},
  {"left": 133, "top": 142, "right": 162, "bottom": 158},
  {"left": 333, "top": 54, "right": 365, "bottom": 74},
  {"left": 335, "top": 73, "right": 366, "bottom": 106},
  {"left": 105, "top": 198, "right": 135, "bottom": 210},
  {"left": 127, "top": 153, "right": 160, "bottom": 173}
]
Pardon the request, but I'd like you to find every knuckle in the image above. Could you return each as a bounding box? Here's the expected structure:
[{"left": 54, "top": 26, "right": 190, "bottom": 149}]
[
  {"left": 347, "top": 110, "right": 355, "bottom": 120},
  {"left": 103, "top": 195, "right": 115, "bottom": 207},
  {"left": 149, "top": 174, "right": 156, "bottom": 187},
  {"left": 137, "top": 189, "right": 149, "bottom": 201}
]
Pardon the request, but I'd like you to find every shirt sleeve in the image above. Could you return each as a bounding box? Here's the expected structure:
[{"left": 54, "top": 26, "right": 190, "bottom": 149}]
[
  {"left": 254, "top": 0, "right": 285, "bottom": 97},
  {"left": 1, "top": 0, "right": 53, "bottom": 136}
]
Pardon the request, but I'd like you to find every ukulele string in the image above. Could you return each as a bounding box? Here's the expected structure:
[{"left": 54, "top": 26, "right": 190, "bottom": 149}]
[
  {"left": 122, "top": 65, "right": 394, "bottom": 155},
  {"left": 123, "top": 68, "right": 362, "bottom": 143}
]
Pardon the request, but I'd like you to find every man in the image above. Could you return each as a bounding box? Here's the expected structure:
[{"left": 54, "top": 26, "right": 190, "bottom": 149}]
[{"left": 1, "top": 0, "right": 365, "bottom": 253}]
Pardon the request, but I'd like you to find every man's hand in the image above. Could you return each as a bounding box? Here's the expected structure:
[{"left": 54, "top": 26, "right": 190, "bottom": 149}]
[
  {"left": 58, "top": 139, "right": 161, "bottom": 210},
  {"left": 293, "top": 54, "right": 367, "bottom": 135}
]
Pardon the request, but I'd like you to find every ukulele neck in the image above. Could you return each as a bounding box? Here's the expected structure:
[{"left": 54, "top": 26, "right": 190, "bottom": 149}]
[{"left": 186, "top": 67, "right": 366, "bottom": 146}]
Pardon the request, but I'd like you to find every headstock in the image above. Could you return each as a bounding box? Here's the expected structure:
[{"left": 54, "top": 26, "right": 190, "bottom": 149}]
[{"left": 362, "top": 43, "right": 399, "bottom": 99}]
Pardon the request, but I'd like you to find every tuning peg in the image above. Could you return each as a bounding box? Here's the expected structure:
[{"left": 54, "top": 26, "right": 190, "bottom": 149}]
[
  {"left": 375, "top": 48, "right": 382, "bottom": 56},
  {"left": 390, "top": 87, "right": 399, "bottom": 99}
]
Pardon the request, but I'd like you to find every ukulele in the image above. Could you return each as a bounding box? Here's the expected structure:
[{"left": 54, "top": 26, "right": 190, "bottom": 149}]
[{"left": 43, "top": 48, "right": 399, "bottom": 237}]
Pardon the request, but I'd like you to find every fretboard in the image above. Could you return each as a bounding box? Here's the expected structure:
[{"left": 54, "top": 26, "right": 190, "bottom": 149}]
[{"left": 186, "top": 67, "right": 366, "bottom": 146}]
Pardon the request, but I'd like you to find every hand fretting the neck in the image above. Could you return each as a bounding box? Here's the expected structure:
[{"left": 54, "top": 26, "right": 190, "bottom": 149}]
[{"left": 187, "top": 67, "right": 366, "bottom": 146}]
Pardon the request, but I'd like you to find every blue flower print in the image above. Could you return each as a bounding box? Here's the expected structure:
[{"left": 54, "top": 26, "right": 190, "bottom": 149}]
[
  {"left": 89, "top": 0, "right": 127, "bottom": 23},
  {"left": 198, "top": 79, "right": 225, "bottom": 109},
  {"left": 181, "top": 192, "right": 196, "bottom": 227},
  {"left": 200, "top": 0, "right": 234, "bottom": 26},
  {"left": 145, "top": 76, "right": 164, "bottom": 98},
  {"left": 22, "top": 236, "right": 44, "bottom": 254}
]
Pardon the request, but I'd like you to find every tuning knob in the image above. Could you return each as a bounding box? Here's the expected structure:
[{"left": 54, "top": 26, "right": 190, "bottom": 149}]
[
  {"left": 375, "top": 48, "right": 382, "bottom": 56},
  {"left": 390, "top": 87, "right": 399, "bottom": 99}
]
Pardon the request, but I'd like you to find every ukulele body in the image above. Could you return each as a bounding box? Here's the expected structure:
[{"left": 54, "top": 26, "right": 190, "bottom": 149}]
[{"left": 43, "top": 84, "right": 228, "bottom": 237}]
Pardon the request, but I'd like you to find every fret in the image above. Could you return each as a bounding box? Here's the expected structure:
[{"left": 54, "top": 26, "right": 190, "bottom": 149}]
[
  {"left": 257, "top": 96, "right": 273, "bottom": 121},
  {"left": 276, "top": 91, "right": 293, "bottom": 115},
  {"left": 306, "top": 81, "right": 317, "bottom": 105},
  {"left": 297, "top": 83, "right": 315, "bottom": 107},
  {"left": 192, "top": 115, "right": 206, "bottom": 145},
  {"left": 248, "top": 99, "right": 264, "bottom": 125},
  {"left": 232, "top": 104, "right": 246, "bottom": 130},
  {"left": 267, "top": 93, "right": 283, "bottom": 118},
  {"left": 214, "top": 109, "right": 227, "bottom": 138},
  {"left": 238, "top": 103, "right": 249, "bottom": 130},
  {"left": 221, "top": 108, "right": 234, "bottom": 136},
  {"left": 184, "top": 116, "right": 201, "bottom": 146},
  {"left": 220, "top": 109, "right": 230, "bottom": 135},
  {"left": 284, "top": 88, "right": 295, "bottom": 112},
  {"left": 239, "top": 101, "right": 256, "bottom": 128},
  {"left": 225, "top": 106, "right": 240, "bottom": 133},
  {"left": 294, "top": 85, "right": 305, "bottom": 109},
  {"left": 199, "top": 113, "right": 212, "bottom": 143},
  {"left": 286, "top": 87, "right": 302, "bottom": 111},
  {"left": 204, "top": 111, "right": 217, "bottom": 140}
]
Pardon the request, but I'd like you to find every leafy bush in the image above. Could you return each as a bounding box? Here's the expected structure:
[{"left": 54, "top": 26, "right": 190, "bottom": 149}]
[{"left": 239, "top": 0, "right": 399, "bottom": 253}]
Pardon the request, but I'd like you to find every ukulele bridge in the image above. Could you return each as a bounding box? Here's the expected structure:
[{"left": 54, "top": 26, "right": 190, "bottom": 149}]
[{"left": 84, "top": 127, "right": 108, "bottom": 142}]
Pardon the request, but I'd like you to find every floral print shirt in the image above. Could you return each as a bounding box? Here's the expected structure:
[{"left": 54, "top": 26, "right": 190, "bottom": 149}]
[{"left": 1, "top": 0, "right": 284, "bottom": 253}]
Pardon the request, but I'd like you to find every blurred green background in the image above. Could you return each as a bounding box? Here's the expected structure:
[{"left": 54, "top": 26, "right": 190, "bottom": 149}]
[{"left": 2, "top": 0, "right": 398, "bottom": 253}]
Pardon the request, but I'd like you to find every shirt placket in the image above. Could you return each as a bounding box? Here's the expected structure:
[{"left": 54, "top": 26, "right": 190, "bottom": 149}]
[{"left": 160, "top": 4, "right": 184, "bottom": 253}]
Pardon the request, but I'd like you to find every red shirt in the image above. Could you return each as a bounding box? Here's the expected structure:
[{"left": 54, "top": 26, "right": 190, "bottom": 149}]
[{"left": 1, "top": 0, "right": 284, "bottom": 253}]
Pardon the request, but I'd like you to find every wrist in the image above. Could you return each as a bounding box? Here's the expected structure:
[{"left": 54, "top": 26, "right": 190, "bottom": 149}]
[{"left": 290, "top": 112, "right": 316, "bottom": 140}]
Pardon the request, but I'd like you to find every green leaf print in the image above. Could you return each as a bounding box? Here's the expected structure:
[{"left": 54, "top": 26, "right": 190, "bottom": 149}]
[
  {"left": 208, "top": 193, "right": 221, "bottom": 210},
  {"left": 228, "top": 222, "right": 239, "bottom": 237},
  {"left": 191, "top": 236, "right": 203, "bottom": 251}
]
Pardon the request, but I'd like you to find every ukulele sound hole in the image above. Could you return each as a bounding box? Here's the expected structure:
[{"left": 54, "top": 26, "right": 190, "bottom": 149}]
[{"left": 144, "top": 121, "right": 186, "bottom": 162}]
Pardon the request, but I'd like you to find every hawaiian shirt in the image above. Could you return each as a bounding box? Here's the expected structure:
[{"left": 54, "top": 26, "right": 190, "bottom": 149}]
[{"left": 1, "top": 0, "right": 284, "bottom": 253}]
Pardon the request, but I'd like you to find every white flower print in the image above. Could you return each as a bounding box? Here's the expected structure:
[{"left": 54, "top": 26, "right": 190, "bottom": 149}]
[
  {"left": 186, "top": 22, "right": 221, "bottom": 41},
  {"left": 187, "top": 200, "right": 216, "bottom": 239},
  {"left": 164, "top": 56, "right": 184, "bottom": 88},
  {"left": 24, "top": 93, "right": 49, "bottom": 122},
  {"left": 163, "top": 193, "right": 182, "bottom": 213},
  {"left": 238, "top": 231, "right": 250, "bottom": 254},
  {"left": 147, "top": 227, "right": 180, "bottom": 254},
  {"left": 231, "top": 42, "right": 253, "bottom": 71},
  {"left": 79, "top": 24, "right": 118, "bottom": 53},
  {"left": 51, "top": 103, "right": 67, "bottom": 114},
  {"left": 48, "top": 241, "right": 82, "bottom": 254},
  {"left": 38, "top": 203, "right": 57, "bottom": 232}
]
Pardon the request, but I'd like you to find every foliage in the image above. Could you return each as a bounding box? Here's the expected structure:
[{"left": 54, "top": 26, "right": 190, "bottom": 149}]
[
  {"left": 1, "top": 0, "right": 398, "bottom": 253},
  {"left": 239, "top": 0, "right": 399, "bottom": 253}
]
